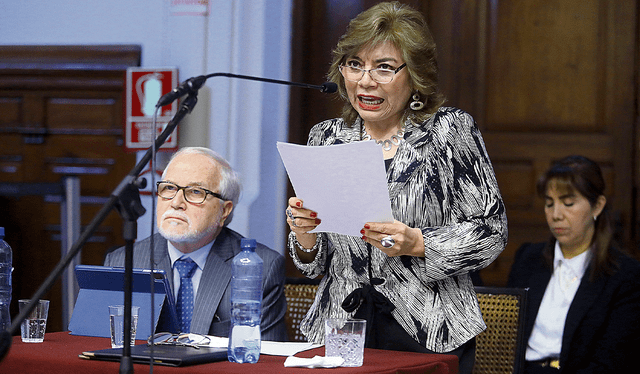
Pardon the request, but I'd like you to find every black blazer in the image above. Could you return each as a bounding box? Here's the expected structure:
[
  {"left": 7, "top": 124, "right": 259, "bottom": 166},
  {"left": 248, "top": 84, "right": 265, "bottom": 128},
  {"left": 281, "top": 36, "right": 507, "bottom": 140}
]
[{"left": 507, "top": 242, "right": 640, "bottom": 373}]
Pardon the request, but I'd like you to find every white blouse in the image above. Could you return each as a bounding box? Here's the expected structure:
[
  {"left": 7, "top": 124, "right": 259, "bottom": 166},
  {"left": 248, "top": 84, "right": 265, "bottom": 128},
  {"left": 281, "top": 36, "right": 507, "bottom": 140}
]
[{"left": 525, "top": 241, "right": 591, "bottom": 360}]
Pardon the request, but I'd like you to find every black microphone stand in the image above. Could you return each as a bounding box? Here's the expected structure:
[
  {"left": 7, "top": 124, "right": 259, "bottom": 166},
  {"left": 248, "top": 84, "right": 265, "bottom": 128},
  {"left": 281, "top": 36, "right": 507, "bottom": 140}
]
[
  {"left": 115, "top": 177, "right": 146, "bottom": 373},
  {"left": 0, "top": 92, "right": 199, "bottom": 372},
  {"left": 1, "top": 70, "right": 335, "bottom": 368}
]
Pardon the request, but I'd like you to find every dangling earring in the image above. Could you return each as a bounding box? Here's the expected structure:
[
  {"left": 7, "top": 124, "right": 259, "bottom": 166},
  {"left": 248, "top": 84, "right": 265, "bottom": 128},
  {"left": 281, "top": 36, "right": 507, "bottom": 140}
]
[
  {"left": 410, "top": 92, "right": 424, "bottom": 111},
  {"left": 593, "top": 215, "right": 598, "bottom": 221}
]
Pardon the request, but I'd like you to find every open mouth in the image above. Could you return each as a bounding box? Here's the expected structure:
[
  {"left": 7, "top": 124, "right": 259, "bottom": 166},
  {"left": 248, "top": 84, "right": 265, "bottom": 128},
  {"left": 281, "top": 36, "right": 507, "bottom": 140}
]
[{"left": 358, "top": 95, "right": 384, "bottom": 105}]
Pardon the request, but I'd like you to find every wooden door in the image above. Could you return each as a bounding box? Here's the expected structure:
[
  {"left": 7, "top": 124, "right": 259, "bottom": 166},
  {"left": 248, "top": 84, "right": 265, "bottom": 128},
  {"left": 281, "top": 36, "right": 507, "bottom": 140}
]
[
  {"left": 428, "top": 0, "right": 637, "bottom": 285},
  {"left": 289, "top": 0, "right": 639, "bottom": 285},
  {"left": 0, "top": 46, "right": 140, "bottom": 331}
]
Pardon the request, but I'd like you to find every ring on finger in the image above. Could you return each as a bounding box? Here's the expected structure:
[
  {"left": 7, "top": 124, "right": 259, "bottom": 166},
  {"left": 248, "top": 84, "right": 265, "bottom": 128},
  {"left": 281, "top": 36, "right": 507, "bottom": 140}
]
[
  {"left": 286, "top": 208, "right": 294, "bottom": 220},
  {"left": 291, "top": 218, "right": 298, "bottom": 227},
  {"left": 381, "top": 235, "right": 395, "bottom": 248}
]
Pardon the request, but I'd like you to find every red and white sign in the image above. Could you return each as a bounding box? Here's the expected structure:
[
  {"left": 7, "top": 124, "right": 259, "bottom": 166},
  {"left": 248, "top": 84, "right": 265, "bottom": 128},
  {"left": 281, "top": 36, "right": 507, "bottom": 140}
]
[{"left": 125, "top": 67, "right": 179, "bottom": 151}]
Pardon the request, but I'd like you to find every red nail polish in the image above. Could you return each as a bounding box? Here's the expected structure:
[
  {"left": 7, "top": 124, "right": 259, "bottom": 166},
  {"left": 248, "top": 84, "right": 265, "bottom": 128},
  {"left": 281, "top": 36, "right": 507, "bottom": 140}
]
[
  {"left": 315, "top": 218, "right": 321, "bottom": 224},
  {"left": 360, "top": 229, "right": 365, "bottom": 235},
  {"left": 296, "top": 202, "right": 301, "bottom": 207},
  {"left": 364, "top": 224, "right": 370, "bottom": 229},
  {"left": 362, "top": 236, "right": 366, "bottom": 241},
  {"left": 310, "top": 212, "right": 317, "bottom": 218}
]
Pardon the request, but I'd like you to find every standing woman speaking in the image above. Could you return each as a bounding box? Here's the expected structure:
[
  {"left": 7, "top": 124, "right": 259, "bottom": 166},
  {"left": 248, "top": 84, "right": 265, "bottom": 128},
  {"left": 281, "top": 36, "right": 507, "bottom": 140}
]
[{"left": 284, "top": 2, "right": 507, "bottom": 372}]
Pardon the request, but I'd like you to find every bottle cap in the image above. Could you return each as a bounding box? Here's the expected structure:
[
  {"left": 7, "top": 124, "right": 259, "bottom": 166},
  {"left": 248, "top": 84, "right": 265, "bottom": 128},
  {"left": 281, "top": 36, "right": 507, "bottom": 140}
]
[{"left": 240, "top": 238, "right": 257, "bottom": 249}]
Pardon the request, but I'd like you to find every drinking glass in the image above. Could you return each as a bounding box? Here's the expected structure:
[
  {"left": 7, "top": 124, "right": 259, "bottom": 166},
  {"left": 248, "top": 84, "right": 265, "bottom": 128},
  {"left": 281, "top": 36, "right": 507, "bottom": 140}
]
[{"left": 324, "top": 318, "right": 366, "bottom": 367}]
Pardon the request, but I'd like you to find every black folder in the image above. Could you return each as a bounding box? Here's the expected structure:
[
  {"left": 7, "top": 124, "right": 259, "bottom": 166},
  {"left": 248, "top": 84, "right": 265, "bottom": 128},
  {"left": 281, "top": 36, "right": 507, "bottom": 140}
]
[{"left": 79, "top": 344, "right": 228, "bottom": 367}]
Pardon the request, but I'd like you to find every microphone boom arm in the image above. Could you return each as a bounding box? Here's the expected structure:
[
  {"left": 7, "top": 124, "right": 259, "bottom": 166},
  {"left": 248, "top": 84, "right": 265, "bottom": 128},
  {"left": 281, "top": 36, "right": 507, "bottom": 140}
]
[
  {"left": 156, "top": 72, "right": 336, "bottom": 108},
  {"left": 206, "top": 72, "right": 335, "bottom": 92}
]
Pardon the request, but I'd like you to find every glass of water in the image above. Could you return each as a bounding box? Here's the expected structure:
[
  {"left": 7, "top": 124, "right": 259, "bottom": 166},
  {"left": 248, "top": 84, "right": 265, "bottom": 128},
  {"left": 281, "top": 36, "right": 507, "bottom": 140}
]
[
  {"left": 109, "top": 305, "right": 140, "bottom": 348},
  {"left": 324, "top": 318, "right": 366, "bottom": 367},
  {"left": 19, "top": 299, "right": 50, "bottom": 343}
]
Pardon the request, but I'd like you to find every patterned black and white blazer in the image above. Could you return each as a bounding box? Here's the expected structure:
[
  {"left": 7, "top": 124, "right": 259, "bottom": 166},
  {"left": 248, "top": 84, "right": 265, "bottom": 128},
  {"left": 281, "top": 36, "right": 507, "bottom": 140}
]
[{"left": 288, "top": 107, "right": 508, "bottom": 353}]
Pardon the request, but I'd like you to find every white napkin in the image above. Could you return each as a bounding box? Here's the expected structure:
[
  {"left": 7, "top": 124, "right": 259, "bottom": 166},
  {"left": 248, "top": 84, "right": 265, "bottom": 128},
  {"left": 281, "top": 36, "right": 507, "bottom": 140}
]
[{"left": 283, "top": 355, "right": 344, "bottom": 368}]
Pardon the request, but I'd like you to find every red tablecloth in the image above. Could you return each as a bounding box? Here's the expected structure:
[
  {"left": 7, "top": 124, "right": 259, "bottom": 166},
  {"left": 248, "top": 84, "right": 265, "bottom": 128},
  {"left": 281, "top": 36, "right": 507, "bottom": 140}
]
[{"left": 0, "top": 331, "right": 458, "bottom": 373}]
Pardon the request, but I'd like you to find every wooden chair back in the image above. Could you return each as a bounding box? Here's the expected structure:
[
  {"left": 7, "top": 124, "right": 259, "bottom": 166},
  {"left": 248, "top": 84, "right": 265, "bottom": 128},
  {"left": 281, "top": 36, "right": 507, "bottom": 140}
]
[
  {"left": 284, "top": 279, "right": 319, "bottom": 342},
  {"left": 472, "top": 286, "right": 528, "bottom": 374}
]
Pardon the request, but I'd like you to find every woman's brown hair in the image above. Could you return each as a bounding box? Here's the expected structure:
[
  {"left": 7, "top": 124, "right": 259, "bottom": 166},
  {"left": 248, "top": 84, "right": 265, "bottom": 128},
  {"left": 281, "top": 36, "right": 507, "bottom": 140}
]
[
  {"left": 327, "top": 1, "right": 446, "bottom": 126},
  {"left": 536, "top": 155, "right": 617, "bottom": 279}
]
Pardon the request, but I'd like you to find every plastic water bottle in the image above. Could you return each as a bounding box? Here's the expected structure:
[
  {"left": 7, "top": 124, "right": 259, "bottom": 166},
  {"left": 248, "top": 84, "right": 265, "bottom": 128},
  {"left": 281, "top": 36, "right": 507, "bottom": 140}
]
[
  {"left": 228, "top": 238, "right": 263, "bottom": 364},
  {"left": 0, "top": 227, "right": 13, "bottom": 332}
]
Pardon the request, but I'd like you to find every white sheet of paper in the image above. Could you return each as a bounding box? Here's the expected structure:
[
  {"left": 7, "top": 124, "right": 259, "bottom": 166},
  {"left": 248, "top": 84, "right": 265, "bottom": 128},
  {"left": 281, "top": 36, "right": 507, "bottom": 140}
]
[
  {"left": 205, "top": 335, "right": 321, "bottom": 356},
  {"left": 277, "top": 141, "right": 394, "bottom": 237}
]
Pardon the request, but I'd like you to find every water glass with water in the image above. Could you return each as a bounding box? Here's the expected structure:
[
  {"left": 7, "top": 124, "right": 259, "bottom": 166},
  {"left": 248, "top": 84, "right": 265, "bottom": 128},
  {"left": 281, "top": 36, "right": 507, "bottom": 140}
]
[
  {"left": 109, "top": 305, "right": 140, "bottom": 348},
  {"left": 324, "top": 318, "right": 366, "bottom": 367},
  {"left": 19, "top": 299, "right": 49, "bottom": 343}
]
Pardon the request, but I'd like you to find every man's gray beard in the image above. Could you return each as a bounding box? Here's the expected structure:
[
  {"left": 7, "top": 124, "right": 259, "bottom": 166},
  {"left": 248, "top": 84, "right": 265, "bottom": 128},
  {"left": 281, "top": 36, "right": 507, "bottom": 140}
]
[{"left": 158, "top": 225, "right": 214, "bottom": 244}]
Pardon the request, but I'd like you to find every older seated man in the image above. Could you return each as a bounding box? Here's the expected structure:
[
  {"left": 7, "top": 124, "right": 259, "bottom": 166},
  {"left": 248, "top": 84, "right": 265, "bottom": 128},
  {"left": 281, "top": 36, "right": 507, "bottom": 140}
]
[{"left": 105, "top": 146, "right": 287, "bottom": 341}]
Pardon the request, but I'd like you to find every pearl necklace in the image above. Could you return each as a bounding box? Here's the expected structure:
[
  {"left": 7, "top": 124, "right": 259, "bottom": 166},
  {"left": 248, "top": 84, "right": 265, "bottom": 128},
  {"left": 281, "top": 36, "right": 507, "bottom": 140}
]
[{"left": 362, "top": 126, "right": 405, "bottom": 151}]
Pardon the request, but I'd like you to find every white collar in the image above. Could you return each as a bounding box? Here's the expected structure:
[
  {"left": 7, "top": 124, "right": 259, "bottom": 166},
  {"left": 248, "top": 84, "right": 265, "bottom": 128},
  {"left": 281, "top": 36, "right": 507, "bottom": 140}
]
[
  {"left": 167, "top": 239, "right": 214, "bottom": 271},
  {"left": 553, "top": 241, "right": 591, "bottom": 280}
]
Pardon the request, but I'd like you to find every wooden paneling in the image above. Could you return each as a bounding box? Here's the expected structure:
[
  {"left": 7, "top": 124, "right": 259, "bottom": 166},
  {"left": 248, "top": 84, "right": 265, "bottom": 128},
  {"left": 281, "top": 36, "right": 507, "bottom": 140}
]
[
  {"left": 485, "top": 1, "right": 603, "bottom": 130},
  {"left": 0, "top": 98, "right": 22, "bottom": 124},
  {"left": 432, "top": 0, "right": 637, "bottom": 285},
  {"left": 0, "top": 45, "right": 140, "bottom": 331},
  {"left": 47, "top": 98, "right": 118, "bottom": 130}
]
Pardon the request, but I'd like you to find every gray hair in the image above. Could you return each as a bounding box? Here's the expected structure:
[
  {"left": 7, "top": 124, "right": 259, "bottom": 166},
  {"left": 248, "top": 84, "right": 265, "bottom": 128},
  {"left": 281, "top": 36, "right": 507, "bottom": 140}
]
[{"left": 162, "top": 146, "right": 241, "bottom": 226}]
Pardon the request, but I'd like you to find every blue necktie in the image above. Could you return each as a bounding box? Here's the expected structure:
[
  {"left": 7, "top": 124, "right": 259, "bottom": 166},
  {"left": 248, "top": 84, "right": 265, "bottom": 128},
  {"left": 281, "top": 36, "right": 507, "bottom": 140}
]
[{"left": 175, "top": 257, "right": 198, "bottom": 333}]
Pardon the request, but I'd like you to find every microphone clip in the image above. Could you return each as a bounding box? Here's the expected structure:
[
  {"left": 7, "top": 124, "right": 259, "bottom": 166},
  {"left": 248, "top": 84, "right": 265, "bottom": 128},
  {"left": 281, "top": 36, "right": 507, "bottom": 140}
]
[{"left": 156, "top": 75, "right": 207, "bottom": 108}]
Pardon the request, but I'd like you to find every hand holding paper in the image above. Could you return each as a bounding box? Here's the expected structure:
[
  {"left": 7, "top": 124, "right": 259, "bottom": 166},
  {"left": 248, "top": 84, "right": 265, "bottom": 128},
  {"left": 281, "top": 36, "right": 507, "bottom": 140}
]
[{"left": 277, "top": 141, "right": 394, "bottom": 237}]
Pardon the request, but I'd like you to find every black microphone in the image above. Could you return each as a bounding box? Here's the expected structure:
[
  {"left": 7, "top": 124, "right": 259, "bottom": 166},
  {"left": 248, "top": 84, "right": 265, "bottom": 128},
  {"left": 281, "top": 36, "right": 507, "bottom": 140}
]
[
  {"left": 155, "top": 75, "right": 208, "bottom": 108},
  {"left": 320, "top": 82, "right": 338, "bottom": 93},
  {"left": 156, "top": 72, "right": 337, "bottom": 108}
]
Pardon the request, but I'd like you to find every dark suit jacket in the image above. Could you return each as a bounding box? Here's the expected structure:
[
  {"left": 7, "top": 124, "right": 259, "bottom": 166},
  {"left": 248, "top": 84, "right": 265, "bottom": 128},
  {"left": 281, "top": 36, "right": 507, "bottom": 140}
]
[
  {"left": 508, "top": 242, "right": 640, "bottom": 373},
  {"left": 104, "top": 227, "right": 287, "bottom": 341}
]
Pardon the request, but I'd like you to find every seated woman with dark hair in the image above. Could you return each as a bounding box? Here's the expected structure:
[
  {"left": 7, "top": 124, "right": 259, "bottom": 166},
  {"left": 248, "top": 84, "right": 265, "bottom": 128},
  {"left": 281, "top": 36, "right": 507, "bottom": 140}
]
[{"left": 508, "top": 155, "right": 640, "bottom": 373}]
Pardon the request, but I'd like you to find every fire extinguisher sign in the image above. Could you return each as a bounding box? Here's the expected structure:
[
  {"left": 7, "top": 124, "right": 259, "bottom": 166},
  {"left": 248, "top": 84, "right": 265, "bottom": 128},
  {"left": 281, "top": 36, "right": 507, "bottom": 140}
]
[{"left": 125, "top": 67, "right": 179, "bottom": 151}]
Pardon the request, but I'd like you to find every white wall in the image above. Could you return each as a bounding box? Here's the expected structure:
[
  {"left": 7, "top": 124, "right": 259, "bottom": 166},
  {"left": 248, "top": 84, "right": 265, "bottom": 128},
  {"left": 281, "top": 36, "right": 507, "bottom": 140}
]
[{"left": 0, "top": 0, "right": 292, "bottom": 253}]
